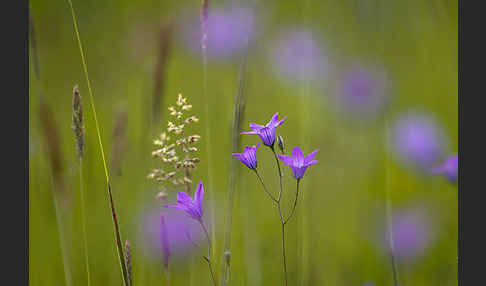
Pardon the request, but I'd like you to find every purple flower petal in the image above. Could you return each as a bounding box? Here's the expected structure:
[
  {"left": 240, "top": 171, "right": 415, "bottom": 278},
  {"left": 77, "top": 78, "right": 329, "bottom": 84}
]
[
  {"left": 250, "top": 122, "right": 265, "bottom": 131},
  {"left": 304, "top": 149, "right": 319, "bottom": 164},
  {"left": 240, "top": 131, "right": 257, "bottom": 135},
  {"left": 268, "top": 113, "right": 280, "bottom": 127},
  {"left": 277, "top": 154, "right": 293, "bottom": 166},
  {"left": 177, "top": 192, "right": 193, "bottom": 205},
  {"left": 292, "top": 146, "right": 305, "bottom": 166}
]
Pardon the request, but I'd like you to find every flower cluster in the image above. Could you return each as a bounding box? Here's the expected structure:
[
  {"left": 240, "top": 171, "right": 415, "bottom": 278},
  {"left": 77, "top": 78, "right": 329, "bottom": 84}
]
[
  {"left": 233, "top": 112, "right": 319, "bottom": 284},
  {"left": 235, "top": 112, "right": 318, "bottom": 180},
  {"left": 148, "top": 94, "right": 201, "bottom": 188}
]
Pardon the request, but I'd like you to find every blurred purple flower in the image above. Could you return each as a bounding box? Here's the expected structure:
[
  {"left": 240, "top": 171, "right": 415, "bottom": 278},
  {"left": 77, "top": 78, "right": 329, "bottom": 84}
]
[
  {"left": 277, "top": 146, "right": 318, "bottom": 180},
  {"left": 179, "top": 4, "right": 254, "bottom": 59},
  {"left": 271, "top": 29, "right": 327, "bottom": 83},
  {"left": 232, "top": 142, "right": 261, "bottom": 169},
  {"left": 241, "top": 113, "right": 286, "bottom": 147},
  {"left": 165, "top": 181, "right": 205, "bottom": 222},
  {"left": 386, "top": 209, "right": 433, "bottom": 260},
  {"left": 336, "top": 65, "right": 390, "bottom": 117},
  {"left": 391, "top": 112, "right": 445, "bottom": 170},
  {"left": 431, "top": 155, "right": 458, "bottom": 183},
  {"left": 141, "top": 207, "right": 203, "bottom": 262},
  {"left": 362, "top": 283, "right": 375, "bottom": 286}
]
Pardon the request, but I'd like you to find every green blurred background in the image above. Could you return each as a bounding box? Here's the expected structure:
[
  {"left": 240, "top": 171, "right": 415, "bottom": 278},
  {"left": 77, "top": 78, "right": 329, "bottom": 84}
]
[{"left": 29, "top": 0, "right": 457, "bottom": 285}]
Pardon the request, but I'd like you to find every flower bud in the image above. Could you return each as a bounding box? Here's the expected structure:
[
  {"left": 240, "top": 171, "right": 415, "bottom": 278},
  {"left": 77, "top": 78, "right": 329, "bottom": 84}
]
[{"left": 277, "top": 135, "right": 285, "bottom": 153}]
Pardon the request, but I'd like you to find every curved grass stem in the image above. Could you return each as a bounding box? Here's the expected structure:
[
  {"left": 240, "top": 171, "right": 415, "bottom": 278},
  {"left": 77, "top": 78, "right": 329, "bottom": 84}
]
[
  {"left": 67, "top": 1, "right": 129, "bottom": 285},
  {"left": 78, "top": 159, "right": 91, "bottom": 286},
  {"left": 384, "top": 118, "right": 399, "bottom": 286}
]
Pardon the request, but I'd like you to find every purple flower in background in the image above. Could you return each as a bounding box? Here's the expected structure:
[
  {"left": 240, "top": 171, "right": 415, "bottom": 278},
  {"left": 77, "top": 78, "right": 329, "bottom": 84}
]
[
  {"left": 362, "top": 283, "right": 375, "bottom": 286},
  {"left": 384, "top": 209, "right": 434, "bottom": 260},
  {"left": 232, "top": 142, "right": 261, "bottom": 169},
  {"left": 165, "top": 181, "right": 205, "bottom": 222},
  {"left": 271, "top": 29, "right": 327, "bottom": 83},
  {"left": 241, "top": 113, "right": 287, "bottom": 147},
  {"left": 178, "top": 4, "right": 254, "bottom": 59},
  {"left": 141, "top": 207, "right": 203, "bottom": 263},
  {"left": 277, "top": 146, "right": 318, "bottom": 179},
  {"left": 335, "top": 65, "right": 390, "bottom": 117},
  {"left": 391, "top": 112, "right": 445, "bottom": 170},
  {"left": 431, "top": 155, "right": 458, "bottom": 183}
]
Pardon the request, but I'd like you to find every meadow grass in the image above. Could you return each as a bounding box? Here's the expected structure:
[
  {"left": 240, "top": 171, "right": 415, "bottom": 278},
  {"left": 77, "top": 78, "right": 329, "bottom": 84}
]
[{"left": 67, "top": 0, "right": 129, "bottom": 284}]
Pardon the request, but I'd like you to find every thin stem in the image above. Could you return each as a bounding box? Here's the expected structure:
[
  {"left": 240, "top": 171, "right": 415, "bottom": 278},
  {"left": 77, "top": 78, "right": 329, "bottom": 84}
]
[
  {"left": 270, "top": 146, "right": 284, "bottom": 201},
  {"left": 220, "top": 34, "right": 250, "bottom": 286},
  {"left": 184, "top": 167, "right": 191, "bottom": 193},
  {"left": 270, "top": 145, "right": 289, "bottom": 285},
  {"left": 79, "top": 159, "right": 91, "bottom": 286},
  {"left": 165, "top": 270, "right": 171, "bottom": 286},
  {"left": 278, "top": 206, "right": 288, "bottom": 286},
  {"left": 284, "top": 179, "right": 301, "bottom": 225},
  {"left": 200, "top": 222, "right": 217, "bottom": 286},
  {"left": 200, "top": 0, "right": 216, "bottom": 260},
  {"left": 384, "top": 118, "right": 399, "bottom": 286},
  {"left": 253, "top": 169, "right": 277, "bottom": 203},
  {"left": 67, "top": 1, "right": 129, "bottom": 285}
]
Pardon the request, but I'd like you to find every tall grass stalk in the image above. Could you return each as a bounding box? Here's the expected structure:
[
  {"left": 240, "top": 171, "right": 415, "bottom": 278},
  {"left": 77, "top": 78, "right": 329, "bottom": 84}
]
[
  {"left": 48, "top": 172, "right": 73, "bottom": 286},
  {"left": 72, "top": 85, "right": 91, "bottom": 286},
  {"left": 67, "top": 1, "right": 129, "bottom": 285},
  {"left": 152, "top": 22, "right": 172, "bottom": 124},
  {"left": 220, "top": 41, "right": 249, "bottom": 286},
  {"left": 39, "top": 102, "right": 73, "bottom": 286},
  {"left": 31, "top": 9, "right": 72, "bottom": 284},
  {"left": 199, "top": 0, "right": 217, "bottom": 261},
  {"left": 384, "top": 118, "right": 399, "bottom": 286},
  {"left": 78, "top": 158, "right": 91, "bottom": 286}
]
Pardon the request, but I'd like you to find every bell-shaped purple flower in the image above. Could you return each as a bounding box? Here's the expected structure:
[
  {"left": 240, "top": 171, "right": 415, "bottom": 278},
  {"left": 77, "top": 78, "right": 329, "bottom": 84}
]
[
  {"left": 165, "top": 181, "right": 205, "bottom": 222},
  {"left": 232, "top": 142, "right": 261, "bottom": 169},
  {"left": 277, "top": 146, "right": 318, "bottom": 179},
  {"left": 431, "top": 155, "right": 458, "bottom": 183},
  {"left": 241, "top": 113, "right": 287, "bottom": 146}
]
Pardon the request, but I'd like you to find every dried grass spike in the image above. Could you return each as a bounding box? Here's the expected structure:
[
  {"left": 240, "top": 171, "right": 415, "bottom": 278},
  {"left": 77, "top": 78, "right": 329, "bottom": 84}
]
[
  {"left": 72, "top": 85, "right": 84, "bottom": 160},
  {"left": 124, "top": 240, "right": 133, "bottom": 286}
]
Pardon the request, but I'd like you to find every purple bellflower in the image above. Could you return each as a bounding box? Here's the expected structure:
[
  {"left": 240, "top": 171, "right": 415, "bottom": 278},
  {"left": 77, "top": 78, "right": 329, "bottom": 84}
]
[
  {"left": 140, "top": 207, "right": 203, "bottom": 263},
  {"left": 387, "top": 209, "right": 433, "bottom": 260},
  {"left": 431, "top": 155, "right": 458, "bottom": 183},
  {"left": 271, "top": 29, "right": 327, "bottom": 83},
  {"left": 277, "top": 146, "right": 319, "bottom": 180},
  {"left": 232, "top": 142, "right": 261, "bottom": 169},
  {"left": 391, "top": 112, "right": 445, "bottom": 170},
  {"left": 241, "top": 113, "right": 287, "bottom": 147},
  {"left": 165, "top": 181, "right": 204, "bottom": 222}
]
